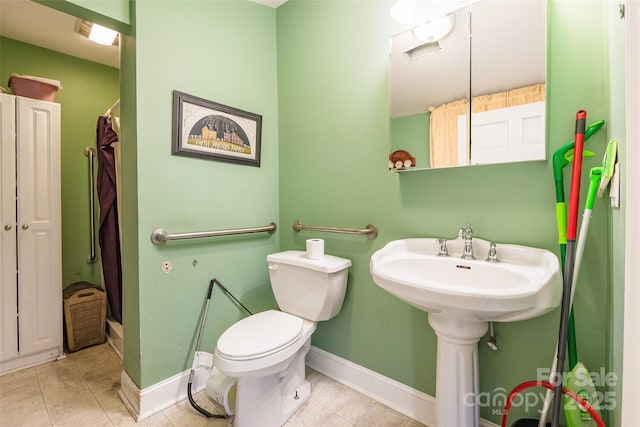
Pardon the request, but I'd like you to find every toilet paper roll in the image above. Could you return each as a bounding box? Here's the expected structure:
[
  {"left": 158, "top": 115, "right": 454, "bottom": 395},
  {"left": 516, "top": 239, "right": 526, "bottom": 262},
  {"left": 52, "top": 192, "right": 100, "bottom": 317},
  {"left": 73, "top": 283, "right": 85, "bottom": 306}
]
[
  {"left": 206, "top": 367, "right": 237, "bottom": 416},
  {"left": 306, "top": 238, "right": 324, "bottom": 259}
]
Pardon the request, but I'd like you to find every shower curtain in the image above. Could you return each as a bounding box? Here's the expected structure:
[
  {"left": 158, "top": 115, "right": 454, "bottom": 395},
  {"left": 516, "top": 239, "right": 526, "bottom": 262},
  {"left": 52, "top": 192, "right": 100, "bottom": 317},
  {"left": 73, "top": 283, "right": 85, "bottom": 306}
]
[
  {"left": 96, "top": 114, "right": 122, "bottom": 323},
  {"left": 429, "top": 83, "right": 546, "bottom": 167}
]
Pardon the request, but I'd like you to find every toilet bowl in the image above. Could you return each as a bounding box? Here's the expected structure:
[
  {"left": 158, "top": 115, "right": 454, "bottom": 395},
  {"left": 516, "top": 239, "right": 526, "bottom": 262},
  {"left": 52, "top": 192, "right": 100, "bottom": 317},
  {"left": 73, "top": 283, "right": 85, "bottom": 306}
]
[
  {"left": 212, "top": 250, "right": 351, "bottom": 427},
  {"left": 214, "top": 310, "right": 316, "bottom": 426}
]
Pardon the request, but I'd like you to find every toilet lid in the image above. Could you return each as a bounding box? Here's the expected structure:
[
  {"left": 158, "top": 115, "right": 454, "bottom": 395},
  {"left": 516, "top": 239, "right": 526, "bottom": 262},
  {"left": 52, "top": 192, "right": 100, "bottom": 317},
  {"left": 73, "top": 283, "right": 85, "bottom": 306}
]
[{"left": 217, "top": 310, "right": 304, "bottom": 360}]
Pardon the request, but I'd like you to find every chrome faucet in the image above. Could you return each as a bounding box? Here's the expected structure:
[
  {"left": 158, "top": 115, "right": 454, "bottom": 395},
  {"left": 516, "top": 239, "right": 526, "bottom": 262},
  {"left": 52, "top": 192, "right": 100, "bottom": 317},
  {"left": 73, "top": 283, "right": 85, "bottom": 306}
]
[
  {"left": 436, "top": 227, "right": 466, "bottom": 256},
  {"left": 436, "top": 238, "right": 450, "bottom": 256},
  {"left": 461, "top": 223, "right": 475, "bottom": 260},
  {"left": 486, "top": 242, "right": 499, "bottom": 263}
]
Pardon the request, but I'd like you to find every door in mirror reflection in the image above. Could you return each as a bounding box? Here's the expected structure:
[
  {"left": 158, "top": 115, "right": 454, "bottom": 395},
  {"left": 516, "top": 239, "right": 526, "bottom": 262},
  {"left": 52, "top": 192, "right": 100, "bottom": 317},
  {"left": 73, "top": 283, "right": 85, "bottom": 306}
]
[{"left": 469, "top": 0, "right": 546, "bottom": 166}]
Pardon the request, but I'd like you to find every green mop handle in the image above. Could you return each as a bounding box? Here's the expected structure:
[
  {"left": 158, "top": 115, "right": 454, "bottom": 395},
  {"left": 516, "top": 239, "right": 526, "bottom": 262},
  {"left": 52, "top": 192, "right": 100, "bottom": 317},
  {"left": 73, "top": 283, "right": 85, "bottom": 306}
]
[{"left": 552, "top": 119, "right": 604, "bottom": 245}]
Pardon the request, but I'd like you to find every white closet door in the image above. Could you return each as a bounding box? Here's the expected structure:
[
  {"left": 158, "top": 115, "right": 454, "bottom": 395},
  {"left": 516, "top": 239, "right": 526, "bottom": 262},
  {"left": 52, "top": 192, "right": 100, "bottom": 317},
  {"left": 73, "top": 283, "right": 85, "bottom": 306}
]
[
  {"left": 16, "top": 97, "right": 62, "bottom": 358},
  {"left": 0, "top": 94, "right": 18, "bottom": 363},
  {"left": 470, "top": 101, "right": 546, "bottom": 165}
]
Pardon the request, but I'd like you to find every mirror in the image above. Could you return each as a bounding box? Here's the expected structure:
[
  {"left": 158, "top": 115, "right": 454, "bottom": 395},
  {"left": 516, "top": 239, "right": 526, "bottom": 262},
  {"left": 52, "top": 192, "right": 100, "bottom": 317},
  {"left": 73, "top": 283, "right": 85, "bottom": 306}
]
[{"left": 389, "top": 0, "right": 546, "bottom": 171}]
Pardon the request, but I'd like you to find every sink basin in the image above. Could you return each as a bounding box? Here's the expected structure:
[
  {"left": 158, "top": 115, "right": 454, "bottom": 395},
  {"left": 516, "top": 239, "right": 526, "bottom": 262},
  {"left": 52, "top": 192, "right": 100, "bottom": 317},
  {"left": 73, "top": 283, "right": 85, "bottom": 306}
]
[
  {"left": 370, "top": 237, "right": 562, "bottom": 322},
  {"left": 370, "top": 237, "right": 562, "bottom": 426}
]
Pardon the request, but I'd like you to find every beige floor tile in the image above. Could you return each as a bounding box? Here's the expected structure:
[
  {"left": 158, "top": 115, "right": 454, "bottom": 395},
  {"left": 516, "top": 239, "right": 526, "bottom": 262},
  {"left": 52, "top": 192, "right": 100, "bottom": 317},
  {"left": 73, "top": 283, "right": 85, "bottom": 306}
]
[
  {"left": 45, "top": 387, "right": 108, "bottom": 425},
  {"left": 1, "top": 343, "right": 427, "bottom": 427},
  {"left": 95, "top": 386, "right": 127, "bottom": 413},
  {"left": 108, "top": 405, "right": 173, "bottom": 427},
  {"left": 53, "top": 417, "right": 112, "bottom": 427},
  {"left": 40, "top": 381, "right": 91, "bottom": 408},
  {"left": 307, "top": 408, "right": 353, "bottom": 427},
  {"left": 162, "top": 398, "right": 230, "bottom": 426},
  {"left": 355, "top": 403, "right": 409, "bottom": 427},
  {"left": 305, "top": 367, "right": 324, "bottom": 386},
  {"left": 403, "top": 419, "right": 429, "bottom": 427},
  {"left": 288, "top": 399, "right": 325, "bottom": 426},
  {"left": 325, "top": 387, "right": 375, "bottom": 424},
  {"left": 35, "top": 358, "right": 85, "bottom": 395},
  {"left": 0, "top": 393, "right": 50, "bottom": 427},
  {"left": 0, "top": 367, "right": 41, "bottom": 401},
  {"left": 309, "top": 376, "right": 348, "bottom": 407},
  {"left": 83, "top": 368, "right": 121, "bottom": 397},
  {"left": 70, "top": 345, "right": 119, "bottom": 375}
]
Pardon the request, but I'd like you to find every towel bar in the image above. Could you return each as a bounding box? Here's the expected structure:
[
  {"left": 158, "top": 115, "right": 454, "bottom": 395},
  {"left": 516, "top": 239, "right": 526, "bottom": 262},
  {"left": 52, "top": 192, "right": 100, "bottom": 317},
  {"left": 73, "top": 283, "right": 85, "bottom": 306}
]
[
  {"left": 292, "top": 220, "right": 378, "bottom": 239},
  {"left": 151, "top": 222, "right": 277, "bottom": 245},
  {"left": 84, "top": 147, "right": 97, "bottom": 263}
]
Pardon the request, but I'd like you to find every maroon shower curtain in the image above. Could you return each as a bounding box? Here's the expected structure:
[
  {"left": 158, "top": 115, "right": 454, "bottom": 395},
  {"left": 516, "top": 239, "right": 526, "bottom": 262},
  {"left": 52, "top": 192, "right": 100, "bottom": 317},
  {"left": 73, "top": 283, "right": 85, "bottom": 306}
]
[{"left": 96, "top": 116, "right": 122, "bottom": 323}]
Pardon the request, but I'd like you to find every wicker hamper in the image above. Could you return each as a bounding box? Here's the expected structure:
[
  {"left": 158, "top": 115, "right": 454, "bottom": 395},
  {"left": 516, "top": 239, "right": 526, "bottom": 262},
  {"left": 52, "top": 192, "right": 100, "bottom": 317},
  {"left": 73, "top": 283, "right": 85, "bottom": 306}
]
[{"left": 63, "top": 282, "right": 106, "bottom": 352}]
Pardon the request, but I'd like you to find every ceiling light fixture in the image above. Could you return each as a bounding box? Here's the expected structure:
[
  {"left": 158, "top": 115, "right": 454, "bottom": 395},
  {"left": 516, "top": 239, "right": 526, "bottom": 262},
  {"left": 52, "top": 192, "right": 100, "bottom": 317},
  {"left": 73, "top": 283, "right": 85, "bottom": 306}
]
[
  {"left": 89, "top": 24, "right": 119, "bottom": 46},
  {"left": 390, "top": 0, "right": 474, "bottom": 26},
  {"left": 74, "top": 19, "right": 119, "bottom": 46},
  {"left": 390, "top": 0, "right": 419, "bottom": 24}
]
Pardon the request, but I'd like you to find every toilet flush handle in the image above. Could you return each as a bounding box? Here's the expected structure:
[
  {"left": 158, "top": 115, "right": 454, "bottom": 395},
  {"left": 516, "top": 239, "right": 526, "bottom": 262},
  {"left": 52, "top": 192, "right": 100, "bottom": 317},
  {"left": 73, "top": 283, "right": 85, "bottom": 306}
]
[{"left": 268, "top": 263, "right": 278, "bottom": 271}]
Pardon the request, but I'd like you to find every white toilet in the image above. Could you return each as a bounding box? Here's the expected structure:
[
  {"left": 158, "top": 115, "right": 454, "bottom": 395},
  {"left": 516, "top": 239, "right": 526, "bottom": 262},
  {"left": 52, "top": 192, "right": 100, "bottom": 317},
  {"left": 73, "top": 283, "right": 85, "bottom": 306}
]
[{"left": 213, "top": 250, "right": 351, "bottom": 427}]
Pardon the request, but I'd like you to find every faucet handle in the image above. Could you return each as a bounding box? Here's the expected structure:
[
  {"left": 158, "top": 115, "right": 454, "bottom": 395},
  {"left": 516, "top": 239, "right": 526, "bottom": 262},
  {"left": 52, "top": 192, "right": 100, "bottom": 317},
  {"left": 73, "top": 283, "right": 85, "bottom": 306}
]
[
  {"left": 486, "top": 242, "right": 499, "bottom": 263},
  {"left": 463, "top": 223, "right": 473, "bottom": 239},
  {"left": 435, "top": 238, "right": 450, "bottom": 257}
]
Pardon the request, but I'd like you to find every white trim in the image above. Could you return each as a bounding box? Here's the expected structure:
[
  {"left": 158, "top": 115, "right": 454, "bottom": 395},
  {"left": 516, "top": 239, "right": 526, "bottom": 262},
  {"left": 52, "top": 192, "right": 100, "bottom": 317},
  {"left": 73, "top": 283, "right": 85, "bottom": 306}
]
[
  {"left": 117, "top": 367, "right": 210, "bottom": 421},
  {"left": 307, "top": 345, "right": 499, "bottom": 427},
  {"left": 621, "top": 0, "right": 640, "bottom": 424},
  {"left": 117, "top": 346, "right": 500, "bottom": 426}
]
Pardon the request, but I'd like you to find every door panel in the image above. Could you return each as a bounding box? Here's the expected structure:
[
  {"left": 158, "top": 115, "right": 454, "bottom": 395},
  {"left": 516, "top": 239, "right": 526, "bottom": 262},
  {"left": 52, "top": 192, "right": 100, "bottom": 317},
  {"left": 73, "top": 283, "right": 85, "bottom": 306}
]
[
  {"left": 0, "top": 94, "right": 18, "bottom": 363},
  {"left": 16, "top": 97, "right": 62, "bottom": 357}
]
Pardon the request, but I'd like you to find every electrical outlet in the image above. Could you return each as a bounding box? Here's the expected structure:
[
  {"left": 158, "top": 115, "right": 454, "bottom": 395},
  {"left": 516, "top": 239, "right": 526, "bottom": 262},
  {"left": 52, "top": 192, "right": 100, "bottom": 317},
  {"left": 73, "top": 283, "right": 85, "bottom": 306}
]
[{"left": 162, "top": 261, "right": 172, "bottom": 273}]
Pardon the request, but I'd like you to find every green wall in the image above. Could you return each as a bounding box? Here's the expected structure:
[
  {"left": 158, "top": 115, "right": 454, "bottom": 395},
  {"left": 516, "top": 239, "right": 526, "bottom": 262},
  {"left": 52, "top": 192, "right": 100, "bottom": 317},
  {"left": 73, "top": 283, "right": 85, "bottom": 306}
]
[
  {"left": 130, "top": 0, "right": 280, "bottom": 388},
  {"left": 0, "top": 36, "right": 119, "bottom": 290},
  {"left": 605, "top": 1, "right": 626, "bottom": 424},
  {"left": 276, "top": 0, "right": 613, "bottom": 423},
  {"left": 12, "top": 0, "right": 624, "bottom": 422}
]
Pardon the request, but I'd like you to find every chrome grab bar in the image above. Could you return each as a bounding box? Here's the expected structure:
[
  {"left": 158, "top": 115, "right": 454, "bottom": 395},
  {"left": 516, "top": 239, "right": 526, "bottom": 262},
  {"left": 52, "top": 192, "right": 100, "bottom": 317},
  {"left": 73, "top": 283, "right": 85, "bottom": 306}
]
[
  {"left": 292, "top": 220, "right": 378, "bottom": 239},
  {"left": 151, "top": 222, "right": 277, "bottom": 245},
  {"left": 84, "top": 147, "right": 97, "bottom": 264}
]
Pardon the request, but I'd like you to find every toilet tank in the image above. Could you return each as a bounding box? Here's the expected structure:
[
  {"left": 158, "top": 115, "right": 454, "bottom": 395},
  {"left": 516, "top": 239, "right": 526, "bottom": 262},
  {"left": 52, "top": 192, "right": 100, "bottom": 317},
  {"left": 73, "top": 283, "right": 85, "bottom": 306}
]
[{"left": 267, "top": 250, "right": 351, "bottom": 321}]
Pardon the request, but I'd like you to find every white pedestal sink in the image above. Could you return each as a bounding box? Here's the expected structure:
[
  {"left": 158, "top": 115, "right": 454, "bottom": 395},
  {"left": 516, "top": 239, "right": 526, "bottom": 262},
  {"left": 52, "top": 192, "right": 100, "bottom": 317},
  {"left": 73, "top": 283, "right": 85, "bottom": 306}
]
[{"left": 370, "top": 237, "right": 562, "bottom": 427}]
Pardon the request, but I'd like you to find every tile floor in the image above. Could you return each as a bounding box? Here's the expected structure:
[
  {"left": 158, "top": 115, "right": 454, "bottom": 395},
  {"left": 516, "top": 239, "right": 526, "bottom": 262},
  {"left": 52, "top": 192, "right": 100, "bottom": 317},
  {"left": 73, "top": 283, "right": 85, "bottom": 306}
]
[{"left": 0, "top": 343, "right": 427, "bottom": 427}]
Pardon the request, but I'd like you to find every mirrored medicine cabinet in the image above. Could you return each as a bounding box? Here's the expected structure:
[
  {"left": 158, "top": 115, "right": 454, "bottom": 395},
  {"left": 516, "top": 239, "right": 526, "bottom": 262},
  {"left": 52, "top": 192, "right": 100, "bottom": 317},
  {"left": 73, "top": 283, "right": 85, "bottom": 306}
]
[{"left": 389, "top": 0, "right": 547, "bottom": 171}]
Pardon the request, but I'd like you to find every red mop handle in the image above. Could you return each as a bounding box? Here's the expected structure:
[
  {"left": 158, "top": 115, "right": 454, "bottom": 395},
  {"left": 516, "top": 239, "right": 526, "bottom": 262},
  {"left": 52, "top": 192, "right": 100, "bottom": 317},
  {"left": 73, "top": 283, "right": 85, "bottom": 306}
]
[{"left": 567, "top": 110, "right": 587, "bottom": 240}]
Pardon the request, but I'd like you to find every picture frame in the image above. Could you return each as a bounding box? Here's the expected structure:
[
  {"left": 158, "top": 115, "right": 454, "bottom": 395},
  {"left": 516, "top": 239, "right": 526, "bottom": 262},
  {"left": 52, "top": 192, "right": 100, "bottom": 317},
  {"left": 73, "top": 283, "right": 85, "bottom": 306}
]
[{"left": 172, "top": 90, "right": 262, "bottom": 167}]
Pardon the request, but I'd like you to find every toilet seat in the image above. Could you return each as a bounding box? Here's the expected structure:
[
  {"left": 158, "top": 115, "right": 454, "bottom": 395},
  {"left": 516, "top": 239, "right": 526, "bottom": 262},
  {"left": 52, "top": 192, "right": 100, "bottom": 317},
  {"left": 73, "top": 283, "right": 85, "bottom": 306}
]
[{"left": 217, "top": 310, "right": 303, "bottom": 361}]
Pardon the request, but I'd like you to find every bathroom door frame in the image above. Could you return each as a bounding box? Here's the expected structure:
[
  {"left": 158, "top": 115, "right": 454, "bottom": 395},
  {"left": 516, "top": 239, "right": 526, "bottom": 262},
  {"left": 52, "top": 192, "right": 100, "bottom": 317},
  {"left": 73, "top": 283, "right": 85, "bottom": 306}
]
[{"left": 621, "top": 0, "right": 639, "bottom": 424}]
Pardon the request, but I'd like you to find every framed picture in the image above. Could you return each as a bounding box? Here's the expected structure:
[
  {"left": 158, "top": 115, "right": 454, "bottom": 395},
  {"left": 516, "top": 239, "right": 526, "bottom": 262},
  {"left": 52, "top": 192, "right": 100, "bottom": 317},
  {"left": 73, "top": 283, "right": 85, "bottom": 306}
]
[{"left": 172, "top": 90, "right": 262, "bottom": 166}]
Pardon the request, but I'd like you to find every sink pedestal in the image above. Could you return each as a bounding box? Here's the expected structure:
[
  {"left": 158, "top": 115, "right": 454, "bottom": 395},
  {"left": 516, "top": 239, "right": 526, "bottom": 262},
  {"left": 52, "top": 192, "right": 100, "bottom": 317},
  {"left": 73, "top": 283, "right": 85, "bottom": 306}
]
[{"left": 428, "top": 314, "right": 488, "bottom": 427}]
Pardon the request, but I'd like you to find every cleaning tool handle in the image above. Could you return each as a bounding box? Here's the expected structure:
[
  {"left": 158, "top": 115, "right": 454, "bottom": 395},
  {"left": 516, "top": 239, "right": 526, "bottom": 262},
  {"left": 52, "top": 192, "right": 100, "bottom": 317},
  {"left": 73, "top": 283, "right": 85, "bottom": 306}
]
[
  {"left": 552, "top": 119, "right": 605, "bottom": 182},
  {"left": 587, "top": 167, "right": 603, "bottom": 210},
  {"left": 567, "top": 110, "right": 587, "bottom": 240},
  {"left": 207, "top": 279, "right": 215, "bottom": 299},
  {"left": 555, "top": 203, "right": 567, "bottom": 245}
]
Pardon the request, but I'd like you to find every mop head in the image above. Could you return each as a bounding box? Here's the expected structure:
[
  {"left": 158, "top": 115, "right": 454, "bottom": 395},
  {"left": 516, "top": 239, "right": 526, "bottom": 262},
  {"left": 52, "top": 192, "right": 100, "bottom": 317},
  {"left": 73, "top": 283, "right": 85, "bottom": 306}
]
[
  {"left": 597, "top": 139, "right": 617, "bottom": 198},
  {"left": 563, "top": 362, "right": 601, "bottom": 427}
]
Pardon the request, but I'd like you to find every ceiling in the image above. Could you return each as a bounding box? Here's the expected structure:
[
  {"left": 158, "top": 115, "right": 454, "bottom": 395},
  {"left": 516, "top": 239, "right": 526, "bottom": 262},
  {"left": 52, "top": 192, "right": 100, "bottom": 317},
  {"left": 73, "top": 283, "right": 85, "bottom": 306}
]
[
  {"left": 0, "top": 0, "right": 120, "bottom": 68},
  {"left": 0, "top": 0, "right": 285, "bottom": 70},
  {"left": 1, "top": 0, "right": 544, "bottom": 119}
]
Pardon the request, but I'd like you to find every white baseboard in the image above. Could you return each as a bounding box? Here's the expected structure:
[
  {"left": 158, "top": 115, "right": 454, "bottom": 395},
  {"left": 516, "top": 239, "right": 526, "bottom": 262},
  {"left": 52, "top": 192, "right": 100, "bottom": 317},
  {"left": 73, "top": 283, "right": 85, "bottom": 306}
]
[
  {"left": 306, "top": 345, "right": 499, "bottom": 427},
  {"left": 118, "top": 346, "right": 498, "bottom": 426},
  {"left": 118, "top": 364, "right": 209, "bottom": 421}
]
